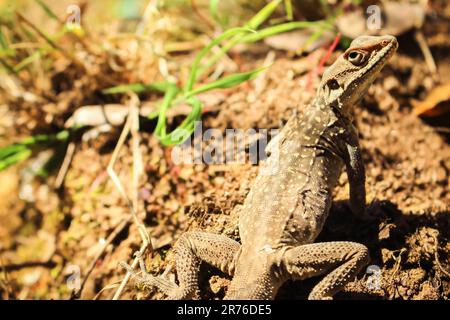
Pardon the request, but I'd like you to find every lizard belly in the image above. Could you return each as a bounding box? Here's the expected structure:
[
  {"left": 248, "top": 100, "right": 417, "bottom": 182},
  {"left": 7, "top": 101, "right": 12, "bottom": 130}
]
[
  {"left": 239, "top": 153, "right": 343, "bottom": 247},
  {"left": 280, "top": 185, "right": 332, "bottom": 245},
  {"left": 280, "top": 155, "right": 344, "bottom": 245}
]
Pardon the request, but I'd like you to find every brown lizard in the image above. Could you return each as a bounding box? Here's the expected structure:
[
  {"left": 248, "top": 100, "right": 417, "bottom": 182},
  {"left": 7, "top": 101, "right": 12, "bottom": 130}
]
[{"left": 121, "top": 35, "right": 398, "bottom": 300}]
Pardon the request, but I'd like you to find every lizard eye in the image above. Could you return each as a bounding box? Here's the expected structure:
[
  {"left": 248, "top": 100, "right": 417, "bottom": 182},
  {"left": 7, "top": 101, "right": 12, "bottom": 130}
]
[{"left": 347, "top": 50, "right": 367, "bottom": 66}]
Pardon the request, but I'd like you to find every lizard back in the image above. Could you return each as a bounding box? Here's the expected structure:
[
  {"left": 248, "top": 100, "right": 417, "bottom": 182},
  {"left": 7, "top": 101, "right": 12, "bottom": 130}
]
[{"left": 239, "top": 101, "right": 351, "bottom": 249}]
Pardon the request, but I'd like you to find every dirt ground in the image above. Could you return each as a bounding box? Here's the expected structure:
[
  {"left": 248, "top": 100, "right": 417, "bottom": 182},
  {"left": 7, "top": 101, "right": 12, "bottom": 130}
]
[{"left": 0, "top": 1, "right": 449, "bottom": 300}]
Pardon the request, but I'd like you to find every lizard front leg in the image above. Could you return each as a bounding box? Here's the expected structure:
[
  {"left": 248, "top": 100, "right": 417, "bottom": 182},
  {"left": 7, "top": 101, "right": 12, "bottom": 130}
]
[
  {"left": 344, "top": 126, "right": 367, "bottom": 217},
  {"left": 123, "top": 231, "right": 240, "bottom": 299},
  {"left": 281, "top": 241, "right": 369, "bottom": 299}
]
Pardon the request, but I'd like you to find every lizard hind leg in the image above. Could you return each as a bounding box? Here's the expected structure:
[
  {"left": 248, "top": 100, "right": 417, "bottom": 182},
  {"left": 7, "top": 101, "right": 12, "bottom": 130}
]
[
  {"left": 282, "top": 241, "right": 369, "bottom": 300},
  {"left": 124, "top": 231, "right": 240, "bottom": 300}
]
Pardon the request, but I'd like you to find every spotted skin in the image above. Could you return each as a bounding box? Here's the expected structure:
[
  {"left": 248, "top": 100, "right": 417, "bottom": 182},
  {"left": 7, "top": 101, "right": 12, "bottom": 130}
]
[{"left": 126, "top": 35, "right": 398, "bottom": 300}]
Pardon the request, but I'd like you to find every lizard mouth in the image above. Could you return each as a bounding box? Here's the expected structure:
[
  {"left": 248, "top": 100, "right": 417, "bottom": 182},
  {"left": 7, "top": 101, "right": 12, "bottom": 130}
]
[{"left": 363, "top": 37, "right": 398, "bottom": 78}]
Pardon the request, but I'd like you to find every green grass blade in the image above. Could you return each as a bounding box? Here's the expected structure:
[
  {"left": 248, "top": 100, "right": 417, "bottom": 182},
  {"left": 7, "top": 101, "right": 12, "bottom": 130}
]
[
  {"left": 154, "top": 83, "right": 180, "bottom": 140},
  {"left": 0, "top": 27, "right": 9, "bottom": 49},
  {"left": 209, "top": 0, "right": 222, "bottom": 26},
  {"left": 0, "top": 144, "right": 28, "bottom": 160},
  {"left": 301, "top": 26, "right": 328, "bottom": 52},
  {"left": 0, "top": 131, "right": 68, "bottom": 158},
  {"left": 35, "top": 143, "right": 67, "bottom": 177},
  {"left": 247, "top": 0, "right": 283, "bottom": 29},
  {"left": 0, "top": 130, "right": 69, "bottom": 172},
  {"left": 241, "top": 21, "right": 331, "bottom": 43},
  {"left": 55, "top": 130, "right": 70, "bottom": 141},
  {"left": 319, "top": 0, "right": 333, "bottom": 18},
  {"left": 0, "top": 27, "right": 15, "bottom": 59},
  {"left": 13, "top": 50, "right": 41, "bottom": 72},
  {"left": 284, "top": 0, "right": 293, "bottom": 20},
  {"left": 186, "top": 65, "right": 270, "bottom": 97},
  {"left": 102, "top": 82, "right": 176, "bottom": 94},
  {"left": 159, "top": 97, "right": 202, "bottom": 146},
  {"left": 201, "top": 0, "right": 283, "bottom": 74},
  {"left": 185, "top": 27, "right": 255, "bottom": 93},
  {"left": 20, "top": 130, "right": 69, "bottom": 146},
  {"left": 0, "top": 149, "right": 32, "bottom": 171},
  {"left": 35, "top": 0, "right": 60, "bottom": 21},
  {"left": 0, "top": 48, "right": 16, "bottom": 58}
]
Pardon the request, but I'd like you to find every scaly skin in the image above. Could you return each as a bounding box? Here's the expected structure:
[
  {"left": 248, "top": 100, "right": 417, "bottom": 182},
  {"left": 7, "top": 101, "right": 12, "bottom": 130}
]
[{"left": 122, "top": 35, "right": 398, "bottom": 300}]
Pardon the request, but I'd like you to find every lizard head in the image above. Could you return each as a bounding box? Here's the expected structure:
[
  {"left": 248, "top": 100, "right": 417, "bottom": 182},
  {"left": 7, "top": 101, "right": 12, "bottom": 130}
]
[{"left": 318, "top": 35, "right": 398, "bottom": 117}]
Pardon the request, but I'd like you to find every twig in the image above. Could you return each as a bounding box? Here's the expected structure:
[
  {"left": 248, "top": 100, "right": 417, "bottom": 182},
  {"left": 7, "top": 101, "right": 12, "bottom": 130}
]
[
  {"left": 0, "top": 57, "right": 15, "bottom": 73},
  {"left": 15, "top": 12, "right": 84, "bottom": 69},
  {"left": 106, "top": 120, "right": 146, "bottom": 244},
  {"left": 131, "top": 95, "right": 143, "bottom": 216},
  {"left": 15, "top": 12, "right": 114, "bottom": 87},
  {"left": 433, "top": 235, "right": 450, "bottom": 279},
  {"left": 55, "top": 141, "right": 76, "bottom": 189},
  {"left": 1, "top": 260, "right": 56, "bottom": 272},
  {"left": 106, "top": 95, "right": 150, "bottom": 247},
  {"left": 72, "top": 216, "right": 132, "bottom": 299},
  {"left": 108, "top": 94, "right": 153, "bottom": 300},
  {"left": 190, "top": 0, "right": 215, "bottom": 31},
  {"left": 414, "top": 29, "right": 438, "bottom": 78},
  {"left": 388, "top": 248, "right": 406, "bottom": 299},
  {"left": 42, "top": 1, "right": 96, "bottom": 56},
  {"left": 112, "top": 242, "right": 149, "bottom": 300},
  {"left": 93, "top": 281, "right": 122, "bottom": 300}
]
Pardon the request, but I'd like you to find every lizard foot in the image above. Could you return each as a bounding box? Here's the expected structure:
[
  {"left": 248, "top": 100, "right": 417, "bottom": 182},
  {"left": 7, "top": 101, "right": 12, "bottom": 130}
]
[{"left": 119, "top": 252, "right": 195, "bottom": 299}]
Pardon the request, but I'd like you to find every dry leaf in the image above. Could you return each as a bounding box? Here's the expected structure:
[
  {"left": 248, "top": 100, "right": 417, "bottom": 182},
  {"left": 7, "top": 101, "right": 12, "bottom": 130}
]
[{"left": 412, "top": 83, "right": 450, "bottom": 116}]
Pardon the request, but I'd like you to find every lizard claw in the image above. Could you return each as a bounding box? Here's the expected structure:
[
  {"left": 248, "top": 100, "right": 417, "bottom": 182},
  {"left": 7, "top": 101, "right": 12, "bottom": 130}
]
[
  {"left": 119, "top": 261, "right": 136, "bottom": 275},
  {"left": 119, "top": 260, "right": 159, "bottom": 288},
  {"left": 119, "top": 254, "right": 183, "bottom": 298}
]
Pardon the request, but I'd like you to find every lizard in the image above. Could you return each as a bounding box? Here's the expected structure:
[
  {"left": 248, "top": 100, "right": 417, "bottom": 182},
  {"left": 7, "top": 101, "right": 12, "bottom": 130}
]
[{"left": 121, "top": 35, "right": 398, "bottom": 300}]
